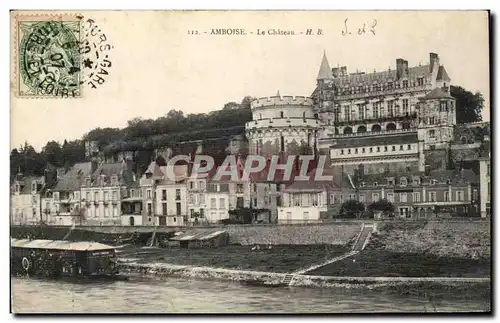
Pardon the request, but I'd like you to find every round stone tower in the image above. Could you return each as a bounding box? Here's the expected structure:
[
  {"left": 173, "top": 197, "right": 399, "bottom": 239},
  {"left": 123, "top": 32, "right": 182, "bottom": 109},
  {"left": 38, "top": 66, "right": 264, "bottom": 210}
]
[{"left": 245, "top": 93, "right": 321, "bottom": 157}]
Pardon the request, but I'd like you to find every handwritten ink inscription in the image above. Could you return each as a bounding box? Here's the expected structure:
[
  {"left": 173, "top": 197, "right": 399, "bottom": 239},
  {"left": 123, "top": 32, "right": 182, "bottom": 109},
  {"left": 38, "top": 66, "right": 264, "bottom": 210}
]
[{"left": 342, "top": 18, "right": 377, "bottom": 36}]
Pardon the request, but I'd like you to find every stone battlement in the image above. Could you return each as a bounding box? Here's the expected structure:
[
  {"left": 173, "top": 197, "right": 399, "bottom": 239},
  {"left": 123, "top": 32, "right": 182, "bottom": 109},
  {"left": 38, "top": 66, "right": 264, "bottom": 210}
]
[{"left": 251, "top": 96, "right": 314, "bottom": 109}]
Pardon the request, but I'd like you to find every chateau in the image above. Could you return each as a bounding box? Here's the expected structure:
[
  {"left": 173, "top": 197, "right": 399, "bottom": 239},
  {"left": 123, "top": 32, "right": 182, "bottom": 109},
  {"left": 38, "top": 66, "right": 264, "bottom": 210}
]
[{"left": 245, "top": 52, "right": 457, "bottom": 175}]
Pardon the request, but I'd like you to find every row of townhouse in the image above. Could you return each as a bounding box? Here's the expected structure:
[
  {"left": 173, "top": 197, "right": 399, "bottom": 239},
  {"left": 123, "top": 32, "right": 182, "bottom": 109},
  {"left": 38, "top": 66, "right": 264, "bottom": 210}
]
[
  {"left": 278, "top": 164, "right": 483, "bottom": 222},
  {"left": 11, "top": 157, "right": 282, "bottom": 227}
]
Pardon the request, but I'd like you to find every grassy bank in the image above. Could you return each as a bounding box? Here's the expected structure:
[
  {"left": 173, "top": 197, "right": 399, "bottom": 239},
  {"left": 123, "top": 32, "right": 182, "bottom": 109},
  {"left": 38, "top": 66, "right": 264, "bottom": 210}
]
[
  {"left": 369, "top": 220, "right": 491, "bottom": 260},
  {"left": 305, "top": 250, "right": 490, "bottom": 277},
  {"left": 118, "top": 244, "right": 349, "bottom": 273}
]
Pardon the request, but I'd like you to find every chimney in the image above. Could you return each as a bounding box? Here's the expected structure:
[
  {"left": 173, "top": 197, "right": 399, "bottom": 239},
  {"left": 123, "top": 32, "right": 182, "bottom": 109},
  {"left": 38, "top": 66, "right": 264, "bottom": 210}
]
[
  {"left": 91, "top": 160, "right": 99, "bottom": 173},
  {"left": 358, "top": 164, "right": 365, "bottom": 179},
  {"left": 396, "top": 58, "right": 404, "bottom": 79},
  {"left": 403, "top": 60, "right": 409, "bottom": 75},
  {"left": 430, "top": 53, "right": 439, "bottom": 73},
  {"left": 340, "top": 66, "right": 347, "bottom": 76},
  {"left": 331, "top": 67, "right": 339, "bottom": 78}
]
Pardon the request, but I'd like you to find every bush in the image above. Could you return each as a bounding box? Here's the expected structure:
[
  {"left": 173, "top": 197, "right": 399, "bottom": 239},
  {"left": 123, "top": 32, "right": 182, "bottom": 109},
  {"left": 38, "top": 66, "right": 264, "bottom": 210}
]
[{"left": 339, "top": 200, "right": 365, "bottom": 218}]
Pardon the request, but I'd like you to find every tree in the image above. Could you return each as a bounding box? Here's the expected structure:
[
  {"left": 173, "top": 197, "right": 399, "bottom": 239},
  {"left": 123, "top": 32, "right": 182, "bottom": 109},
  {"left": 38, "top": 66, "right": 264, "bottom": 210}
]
[
  {"left": 451, "top": 86, "right": 484, "bottom": 124},
  {"left": 339, "top": 200, "right": 365, "bottom": 218},
  {"left": 368, "top": 199, "right": 395, "bottom": 217},
  {"left": 42, "top": 141, "right": 63, "bottom": 168}
]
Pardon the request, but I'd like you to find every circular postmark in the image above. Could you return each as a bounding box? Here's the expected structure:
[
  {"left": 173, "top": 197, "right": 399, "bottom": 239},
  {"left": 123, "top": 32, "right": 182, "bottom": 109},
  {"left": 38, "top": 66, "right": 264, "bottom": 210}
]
[
  {"left": 19, "top": 20, "right": 81, "bottom": 97},
  {"left": 77, "top": 15, "right": 114, "bottom": 90}
]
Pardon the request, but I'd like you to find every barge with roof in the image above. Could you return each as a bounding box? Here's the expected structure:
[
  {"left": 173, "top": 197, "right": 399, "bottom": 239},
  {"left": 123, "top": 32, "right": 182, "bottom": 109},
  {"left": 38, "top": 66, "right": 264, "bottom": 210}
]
[{"left": 11, "top": 238, "right": 125, "bottom": 280}]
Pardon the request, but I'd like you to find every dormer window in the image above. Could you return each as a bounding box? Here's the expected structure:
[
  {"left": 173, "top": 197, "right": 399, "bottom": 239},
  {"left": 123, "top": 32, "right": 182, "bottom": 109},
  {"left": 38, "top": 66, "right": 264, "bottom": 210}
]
[
  {"left": 100, "top": 174, "right": 106, "bottom": 186},
  {"left": 111, "top": 174, "right": 119, "bottom": 186},
  {"left": 360, "top": 182, "right": 366, "bottom": 188},
  {"left": 413, "top": 178, "right": 420, "bottom": 186},
  {"left": 32, "top": 182, "right": 37, "bottom": 191},
  {"left": 86, "top": 176, "right": 91, "bottom": 186},
  {"left": 430, "top": 179, "right": 437, "bottom": 186},
  {"left": 400, "top": 178, "right": 407, "bottom": 187},
  {"left": 446, "top": 179, "right": 451, "bottom": 185},
  {"left": 387, "top": 179, "right": 395, "bottom": 186},
  {"left": 373, "top": 182, "right": 378, "bottom": 187}
]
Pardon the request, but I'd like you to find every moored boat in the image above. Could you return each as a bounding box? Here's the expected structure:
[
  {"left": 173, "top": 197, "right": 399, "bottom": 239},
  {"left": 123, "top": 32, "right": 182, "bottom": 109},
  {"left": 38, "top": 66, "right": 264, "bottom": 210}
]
[{"left": 11, "top": 238, "right": 124, "bottom": 280}]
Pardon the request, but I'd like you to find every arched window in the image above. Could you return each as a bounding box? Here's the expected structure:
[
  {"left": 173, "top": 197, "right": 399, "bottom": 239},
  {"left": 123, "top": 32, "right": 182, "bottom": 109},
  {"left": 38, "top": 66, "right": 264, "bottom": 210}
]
[
  {"left": 343, "top": 127, "right": 353, "bottom": 135},
  {"left": 461, "top": 136, "right": 468, "bottom": 144},
  {"left": 314, "top": 113, "right": 319, "bottom": 119},
  {"left": 357, "top": 125, "right": 367, "bottom": 133},
  {"left": 280, "top": 111, "right": 284, "bottom": 118},
  {"left": 386, "top": 123, "right": 397, "bottom": 131},
  {"left": 371, "top": 124, "right": 381, "bottom": 132},
  {"left": 402, "top": 121, "right": 411, "bottom": 130}
]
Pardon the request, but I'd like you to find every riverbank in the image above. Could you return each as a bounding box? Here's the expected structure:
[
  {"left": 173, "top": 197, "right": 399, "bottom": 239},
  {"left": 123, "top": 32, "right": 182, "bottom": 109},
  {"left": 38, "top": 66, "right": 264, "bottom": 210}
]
[{"left": 118, "top": 260, "right": 490, "bottom": 292}]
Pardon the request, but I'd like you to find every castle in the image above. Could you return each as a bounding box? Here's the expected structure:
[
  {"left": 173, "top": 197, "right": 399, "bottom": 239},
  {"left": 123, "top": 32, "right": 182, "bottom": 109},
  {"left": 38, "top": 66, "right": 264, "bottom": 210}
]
[{"left": 245, "top": 51, "right": 457, "bottom": 175}]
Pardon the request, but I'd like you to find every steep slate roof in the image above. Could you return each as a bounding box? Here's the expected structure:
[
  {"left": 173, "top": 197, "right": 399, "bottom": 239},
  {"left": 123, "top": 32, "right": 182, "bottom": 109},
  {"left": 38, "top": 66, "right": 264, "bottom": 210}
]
[
  {"left": 91, "top": 161, "right": 135, "bottom": 187},
  {"left": 428, "top": 169, "right": 479, "bottom": 185},
  {"left": 421, "top": 87, "right": 453, "bottom": 100},
  {"left": 317, "top": 51, "right": 332, "bottom": 80},
  {"left": 54, "top": 162, "right": 93, "bottom": 192},
  {"left": 331, "top": 64, "right": 431, "bottom": 87},
  {"left": 16, "top": 176, "right": 44, "bottom": 194},
  {"left": 437, "top": 66, "right": 451, "bottom": 81}
]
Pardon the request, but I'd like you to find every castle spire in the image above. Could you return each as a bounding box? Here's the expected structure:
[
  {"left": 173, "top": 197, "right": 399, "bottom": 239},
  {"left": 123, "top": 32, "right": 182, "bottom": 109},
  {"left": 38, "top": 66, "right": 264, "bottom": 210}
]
[
  {"left": 276, "top": 89, "right": 281, "bottom": 97},
  {"left": 316, "top": 50, "right": 332, "bottom": 80}
]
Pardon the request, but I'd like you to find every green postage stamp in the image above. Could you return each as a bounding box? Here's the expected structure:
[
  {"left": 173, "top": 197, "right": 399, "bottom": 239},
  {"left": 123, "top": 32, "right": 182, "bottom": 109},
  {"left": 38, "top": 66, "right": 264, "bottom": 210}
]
[{"left": 14, "top": 14, "right": 82, "bottom": 98}]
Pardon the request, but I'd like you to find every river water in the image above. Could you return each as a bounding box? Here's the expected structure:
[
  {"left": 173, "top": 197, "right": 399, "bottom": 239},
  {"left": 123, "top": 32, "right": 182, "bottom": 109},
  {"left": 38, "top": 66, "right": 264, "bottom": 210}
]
[{"left": 11, "top": 277, "right": 490, "bottom": 313}]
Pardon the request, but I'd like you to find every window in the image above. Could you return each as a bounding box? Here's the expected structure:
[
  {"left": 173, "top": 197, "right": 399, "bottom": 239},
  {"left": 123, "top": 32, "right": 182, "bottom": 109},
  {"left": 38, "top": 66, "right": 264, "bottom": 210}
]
[
  {"left": 400, "top": 193, "right": 407, "bottom": 203},
  {"left": 349, "top": 194, "right": 356, "bottom": 200},
  {"left": 407, "top": 144, "right": 411, "bottom": 150},
  {"left": 340, "top": 149, "right": 344, "bottom": 155},
  {"left": 402, "top": 80, "right": 408, "bottom": 88},
  {"left": 456, "top": 191, "right": 464, "bottom": 202},
  {"left": 86, "top": 177, "right": 91, "bottom": 186},
  {"left": 444, "top": 191, "right": 450, "bottom": 202},
  {"left": 175, "top": 189, "right": 181, "bottom": 200},
  {"left": 339, "top": 194, "right": 343, "bottom": 203},
  {"left": 377, "top": 147, "right": 380, "bottom": 152},
  {"left": 210, "top": 198, "right": 216, "bottom": 209},
  {"left": 199, "top": 181, "right": 205, "bottom": 190},
  {"left": 293, "top": 194, "right": 301, "bottom": 206},
  {"left": 112, "top": 191, "right": 117, "bottom": 201},
  {"left": 176, "top": 202, "right": 181, "bottom": 215},
  {"left": 280, "top": 111, "right": 284, "bottom": 118},
  {"left": 392, "top": 146, "right": 396, "bottom": 151},
  {"left": 402, "top": 99, "right": 409, "bottom": 115},
  {"left": 384, "top": 146, "right": 388, "bottom": 152},
  {"left": 162, "top": 203, "right": 167, "bottom": 215},
  {"left": 330, "top": 193, "right": 336, "bottom": 204},
  {"left": 200, "top": 209, "right": 204, "bottom": 218},
  {"left": 399, "top": 145, "right": 404, "bottom": 151},
  {"left": 429, "top": 192, "right": 436, "bottom": 202},
  {"left": 94, "top": 192, "right": 99, "bottom": 201},
  {"left": 388, "top": 179, "right": 395, "bottom": 186},
  {"left": 372, "top": 193, "right": 380, "bottom": 201},
  {"left": 147, "top": 203, "right": 152, "bottom": 215},
  {"left": 355, "top": 148, "right": 358, "bottom": 154},
  {"left": 147, "top": 190, "right": 152, "bottom": 199},
  {"left": 429, "top": 130, "right": 435, "bottom": 138},
  {"left": 417, "top": 77, "right": 424, "bottom": 86},
  {"left": 253, "top": 198, "right": 258, "bottom": 207},
  {"left": 429, "top": 117, "right": 435, "bottom": 125},
  {"left": 347, "top": 148, "right": 351, "bottom": 154},
  {"left": 162, "top": 189, "right": 167, "bottom": 200},
  {"left": 219, "top": 198, "right": 226, "bottom": 209},
  {"left": 369, "top": 147, "right": 373, "bottom": 153},
  {"left": 359, "top": 194, "right": 365, "bottom": 203},
  {"left": 400, "top": 178, "right": 407, "bottom": 186},
  {"left": 188, "top": 193, "right": 194, "bottom": 204},
  {"left": 190, "top": 181, "right": 194, "bottom": 189},
  {"left": 373, "top": 182, "right": 378, "bottom": 187},
  {"left": 86, "top": 192, "right": 91, "bottom": 201},
  {"left": 387, "top": 101, "right": 394, "bottom": 117},
  {"left": 236, "top": 184, "right": 244, "bottom": 193},
  {"left": 430, "top": 179, "right": 437, "bottom": 186},
  {"left": 199, "top": 193, "right": 205, "bottom": 204},
  {"left": 387, "top": 193, "right": 394, "bottom": 203},
  {"left": 413, "top": 192, "right": 420, "bottom": 202},
  {"left": 190, "top": 209, "right": 195, "bottom": 218}
]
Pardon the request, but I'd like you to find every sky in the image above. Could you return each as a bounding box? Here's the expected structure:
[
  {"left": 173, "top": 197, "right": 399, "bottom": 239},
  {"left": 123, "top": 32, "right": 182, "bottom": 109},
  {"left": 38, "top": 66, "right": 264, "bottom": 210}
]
[{"left": 10, "top": 10, "right": 490, "bottom": 151}]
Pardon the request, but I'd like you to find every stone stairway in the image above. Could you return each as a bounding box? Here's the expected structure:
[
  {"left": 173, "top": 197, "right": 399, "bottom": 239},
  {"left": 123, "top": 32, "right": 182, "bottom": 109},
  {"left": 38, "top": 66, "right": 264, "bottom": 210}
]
[
  {"left": 351, "top": 223, "right": 374, "bottom": 252},
  {"left": 282, "top": 273, "right": 295, "bottom": 286}
]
